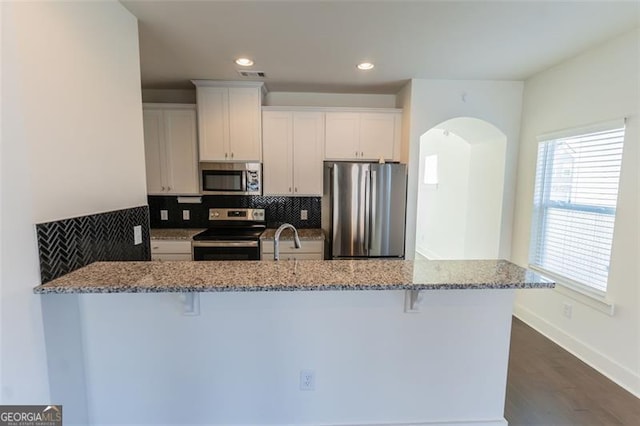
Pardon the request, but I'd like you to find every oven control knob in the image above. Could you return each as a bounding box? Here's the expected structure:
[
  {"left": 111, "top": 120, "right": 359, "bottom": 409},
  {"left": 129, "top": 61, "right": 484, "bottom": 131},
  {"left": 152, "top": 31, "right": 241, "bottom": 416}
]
[{"left": 213, "top": 212, "right": 219, "bottom": 217}]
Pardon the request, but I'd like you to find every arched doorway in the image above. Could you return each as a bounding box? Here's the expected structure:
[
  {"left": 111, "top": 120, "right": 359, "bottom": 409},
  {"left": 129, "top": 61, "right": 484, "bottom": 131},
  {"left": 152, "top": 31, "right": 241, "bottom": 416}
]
[{"left": 415, "top": 117, "right": 507, "bottom": 259}]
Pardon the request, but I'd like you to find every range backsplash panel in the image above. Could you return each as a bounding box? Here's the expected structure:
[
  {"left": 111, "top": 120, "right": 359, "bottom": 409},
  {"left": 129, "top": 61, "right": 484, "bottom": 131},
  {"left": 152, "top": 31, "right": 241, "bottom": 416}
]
[
  {"left": 148, "top": 196, "right": 321, "bottom": 229},
  {"left": 36, "top": 206, "right": 150, "bottom": 283}
]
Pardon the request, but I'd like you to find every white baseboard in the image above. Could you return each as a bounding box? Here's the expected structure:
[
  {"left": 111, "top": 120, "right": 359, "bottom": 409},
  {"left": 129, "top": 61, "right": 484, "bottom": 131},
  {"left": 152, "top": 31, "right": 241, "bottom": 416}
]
[
  {"left": 415, "top": 246, "right": 442, "bottom": 260},
  {"left": 513, "top": 304, "right": 640, "bottom": 398}
]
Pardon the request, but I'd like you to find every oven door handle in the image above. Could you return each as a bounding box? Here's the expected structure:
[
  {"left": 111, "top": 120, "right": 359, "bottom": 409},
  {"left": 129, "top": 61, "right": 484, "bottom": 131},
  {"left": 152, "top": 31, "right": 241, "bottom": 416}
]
[{"left": 192, "top": 241, "right": 258, "bottom": 248}]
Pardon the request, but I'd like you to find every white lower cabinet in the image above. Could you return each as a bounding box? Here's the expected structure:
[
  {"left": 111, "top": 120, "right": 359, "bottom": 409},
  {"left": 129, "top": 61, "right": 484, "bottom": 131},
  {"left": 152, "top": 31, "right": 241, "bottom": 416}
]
[
  {"left": 151, "top": 240, "right": 192, "bottom": 261},
  {"left": 262, "top": 110, "right": 324, "bottom": 196},
  {"left": 260, "top": 240, "right": 324, "bottom": 261}
]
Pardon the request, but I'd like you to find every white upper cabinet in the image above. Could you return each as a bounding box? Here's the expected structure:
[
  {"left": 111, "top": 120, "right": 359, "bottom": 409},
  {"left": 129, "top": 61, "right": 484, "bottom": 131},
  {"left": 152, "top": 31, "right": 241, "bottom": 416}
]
[
  {"left": 262, "top": 110, "right": 324, "bottom": 196},
  {"left": 325, "top": 110, "right": 401, "bottom": 161},
  {"left": 143, "top": 109, "right": 165, "bottom": 194},
  {"left": 262, "top": 111, "right": 293, "bottom": 196},
  {"left": 359, "top": 113, "right": 400, "bottom": 160},
  {"left": 324, "top": 112, "right": 360, "bottom": 159},
  {"left": 143, "top": 104, "right": 198, "bottom": 195},
  {"left": 292, "top": 112, "right": 324, "bottom": 195},
  {"left": 193, "top": 81, "right": 263, "bottom": 162}
]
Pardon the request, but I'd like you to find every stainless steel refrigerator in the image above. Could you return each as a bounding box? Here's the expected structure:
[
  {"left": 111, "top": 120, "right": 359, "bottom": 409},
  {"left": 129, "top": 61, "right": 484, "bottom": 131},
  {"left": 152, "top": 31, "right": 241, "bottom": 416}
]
[{"left": 324, "top": 162, "right": 407, "bottom": 258}]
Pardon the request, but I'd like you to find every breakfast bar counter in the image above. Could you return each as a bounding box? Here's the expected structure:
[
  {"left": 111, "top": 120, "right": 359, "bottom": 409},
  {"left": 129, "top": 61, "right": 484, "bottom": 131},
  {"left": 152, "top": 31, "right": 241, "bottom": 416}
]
[
  {"left": 36, "top": 259, "right": 553, "bottom": 426},
  {"left": 33, "top": 259, "right": 553, "bottom": 294}
]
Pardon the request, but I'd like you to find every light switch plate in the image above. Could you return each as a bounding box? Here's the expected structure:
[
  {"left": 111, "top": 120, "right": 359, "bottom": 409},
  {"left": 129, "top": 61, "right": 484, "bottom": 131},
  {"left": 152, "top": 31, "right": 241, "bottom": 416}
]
[
  {"left": 133, "top": 225, "right": 142, "bottom": 245},
  {"left": 160, "top": 210, "right": 168, "bottom": 221},
  {"left": 182, "top": 210, "right": 190, "bottom": 220},
  {"left": 301, "top": 210, "right": 308, "bottom": 220}
]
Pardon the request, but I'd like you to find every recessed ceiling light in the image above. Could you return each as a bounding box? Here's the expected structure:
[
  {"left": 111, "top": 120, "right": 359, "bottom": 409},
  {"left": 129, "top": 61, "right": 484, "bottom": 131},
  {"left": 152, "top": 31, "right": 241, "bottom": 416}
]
[
  {"left": 357, "top": 62, "right": 375, "bottom": 70},
  {"left": 235, "top": 58, "right": 254, "bottom": 67}
]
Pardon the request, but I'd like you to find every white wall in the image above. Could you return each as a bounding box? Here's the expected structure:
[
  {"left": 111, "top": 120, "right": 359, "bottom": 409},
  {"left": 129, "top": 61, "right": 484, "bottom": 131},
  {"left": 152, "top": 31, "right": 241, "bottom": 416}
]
[
  {"left": 1, "top": 2, "right": 51, "bottom": 405},
  {"left": 402, "top": 79, "right": 524, "bottom": 260},
  {"left": 142, "top": 89, "right": 397, "bottom": 109},
  {"left": 13, "top": 3, "right": 147, "bottom": 223},
  {"left": 416, "top": 130, "right": 470, "bottom": 259},
  {"left": 511, "top": 28, "right": 640, "bottom": 396},
  {"left": 75, "top": 290, "right": 514, "bottom": 426},
  {"left": 142, "top": 88, "right": 196, "bottom": 104},
  {"left": 1, "top": 0, "right": 146, "bottom": 417},
  {"left": 265, "top": 91, "right": 397, "bottom": 108},
  {"left": 465, "top": 141, "right": 505, "bottom": 258},
  {"left": 396, "top": 81, "right": 412, "bottom": 164}
]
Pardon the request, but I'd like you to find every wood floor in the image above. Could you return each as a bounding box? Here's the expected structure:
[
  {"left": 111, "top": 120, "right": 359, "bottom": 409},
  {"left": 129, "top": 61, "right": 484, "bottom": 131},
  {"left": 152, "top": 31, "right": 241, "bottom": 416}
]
[{"left": 505, "top": 317, "right": 640, "bottom": 425}]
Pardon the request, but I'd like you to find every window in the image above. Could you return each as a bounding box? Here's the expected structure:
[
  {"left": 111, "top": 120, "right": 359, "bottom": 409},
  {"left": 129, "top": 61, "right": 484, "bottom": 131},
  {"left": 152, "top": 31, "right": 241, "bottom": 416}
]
[{"left": 529, "top": 120, "right": 625, "bottom": 294}]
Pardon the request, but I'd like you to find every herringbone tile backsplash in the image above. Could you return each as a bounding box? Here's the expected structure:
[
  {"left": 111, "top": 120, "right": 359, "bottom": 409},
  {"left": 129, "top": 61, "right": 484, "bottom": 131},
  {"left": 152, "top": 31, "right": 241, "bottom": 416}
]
[
  {"left": 36, "top": 206, "right": 150, "bottom": 283},
  {"left": 148, "top": 195, "right": 321, "bottom": 229}
]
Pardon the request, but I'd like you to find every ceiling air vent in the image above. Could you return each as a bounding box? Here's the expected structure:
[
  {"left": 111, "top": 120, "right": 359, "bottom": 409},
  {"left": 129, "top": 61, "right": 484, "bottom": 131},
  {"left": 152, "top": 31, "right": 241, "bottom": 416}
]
[{"left": 237, "top": 70, "right": 266, "bottom": 78}]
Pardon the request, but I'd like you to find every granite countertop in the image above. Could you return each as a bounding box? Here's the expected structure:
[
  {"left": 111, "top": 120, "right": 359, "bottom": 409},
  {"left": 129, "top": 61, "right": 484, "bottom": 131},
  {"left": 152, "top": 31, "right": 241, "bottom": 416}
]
[
  {"left": 150, "top": 229, "right": 206, "bottom": 240},
  {"left": 33, "top": 259, "right": 554, "bottom": 294},
  {"left": 260, "top": 228, "right": 325, "bottom": 241}
]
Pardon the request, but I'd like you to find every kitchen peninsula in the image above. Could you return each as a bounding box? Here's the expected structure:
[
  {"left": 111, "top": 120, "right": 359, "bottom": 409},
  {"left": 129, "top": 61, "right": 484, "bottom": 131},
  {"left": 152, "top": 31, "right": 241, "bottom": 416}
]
[{"left": 35, "top": 259, "right": 552, "bottom": 425}]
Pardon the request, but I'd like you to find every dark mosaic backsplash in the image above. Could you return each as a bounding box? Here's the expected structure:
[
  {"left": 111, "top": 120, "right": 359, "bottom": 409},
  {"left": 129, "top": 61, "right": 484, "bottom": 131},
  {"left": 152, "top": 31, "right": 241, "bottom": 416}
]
[
  {"left": 36, "top": 206, "right": 150, "bottom": 283},
  {"left": 148, "top": 196, "right": 321, "bottom": 229}
]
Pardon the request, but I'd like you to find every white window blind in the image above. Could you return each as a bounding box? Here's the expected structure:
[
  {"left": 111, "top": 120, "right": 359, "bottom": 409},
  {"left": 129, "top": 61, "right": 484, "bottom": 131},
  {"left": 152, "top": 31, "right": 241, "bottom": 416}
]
[{"left": 529, "top": 121, "right": 625, "bottom": 294}]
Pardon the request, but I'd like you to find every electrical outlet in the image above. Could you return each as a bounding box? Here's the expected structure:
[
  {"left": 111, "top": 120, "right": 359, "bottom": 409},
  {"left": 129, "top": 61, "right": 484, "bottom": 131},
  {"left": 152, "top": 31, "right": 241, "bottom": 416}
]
[
  {"left": 299, "top": 370, "right": 315, "bottom": 391},
  {"left": 160, "top": 210, "right": 168, "bottom": 221},
  {"left": 133, "top": 225, "right": 142, "bottom": 245},
  {"left": 563, "top": 302, "right": 572, "bottom": 319},
  {"left": 182, "top": 210, "right": 190, "bottom": 220},
  {"left": 301, "top": 210, "right": 308, "bottom": 220}
]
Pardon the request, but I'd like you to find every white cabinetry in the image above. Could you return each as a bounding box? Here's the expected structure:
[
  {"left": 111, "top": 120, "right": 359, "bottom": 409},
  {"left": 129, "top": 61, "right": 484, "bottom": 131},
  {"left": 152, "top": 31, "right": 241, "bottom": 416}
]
[
  {"left": 151, "top": 240, "right": 192, "bottom": 261},
  {"left": 193, "top": 81, "right": 263, "bottom": 162},
  {"left": 143, "top": 104, "right": 198, "bottom": 195},
  {"left": 260, "top": 240, "right": 324, "bottom": 261},
  {"left": 262, "top": 110, "right": 324, "bottom": 196},
  {"left": 325, "top": 110, "right": 401, "bottom": 161}
]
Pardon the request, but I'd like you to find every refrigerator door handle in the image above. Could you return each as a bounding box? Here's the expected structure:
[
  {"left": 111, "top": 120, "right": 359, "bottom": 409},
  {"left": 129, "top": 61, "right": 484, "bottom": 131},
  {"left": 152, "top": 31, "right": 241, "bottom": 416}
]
[
  {"left": 364, "top": 170, "right": 371, "bottom": 254},
  {"left": 369, "top": 170, "right": 377, "bottom": 250}
]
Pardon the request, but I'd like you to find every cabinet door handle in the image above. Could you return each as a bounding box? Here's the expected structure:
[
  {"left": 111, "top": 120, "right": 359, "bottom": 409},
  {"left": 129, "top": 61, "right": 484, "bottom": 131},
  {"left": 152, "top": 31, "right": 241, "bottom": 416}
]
[
  {"left": 294, "top": 187, "right": 298, "bottom": 192},
  {"left": 168, "top": 186, "right": 171, "bottom": 191},
  {"left": 361, "top": 151, "right": 364, "bottom": 157},
  {"left": 161, "top": 186, "right": 165, "bottom": 191},
  {"left": 225, "top": 153, "right": 228, "bottom": 159},
  {"left": 356, "top": 151, "right": 359, "bottom": 157},
  {"left": 231, "top": 152, "right": 234, "bottom": 159},
  {"left": 289, "top": 187, "right": 292, "bottom": 193}
]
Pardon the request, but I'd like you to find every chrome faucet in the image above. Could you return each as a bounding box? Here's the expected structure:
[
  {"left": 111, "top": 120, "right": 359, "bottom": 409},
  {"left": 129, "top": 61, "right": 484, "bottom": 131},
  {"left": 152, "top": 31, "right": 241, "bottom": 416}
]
[{"left": 273, "top": 223, "right": 302, "bottom": 261}]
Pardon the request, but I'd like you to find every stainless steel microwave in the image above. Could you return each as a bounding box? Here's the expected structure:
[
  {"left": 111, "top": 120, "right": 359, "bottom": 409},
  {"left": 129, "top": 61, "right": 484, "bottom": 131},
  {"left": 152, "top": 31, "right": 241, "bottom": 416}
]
[{"left": 199, "top": 162, "right": 262, "bottom": 195}]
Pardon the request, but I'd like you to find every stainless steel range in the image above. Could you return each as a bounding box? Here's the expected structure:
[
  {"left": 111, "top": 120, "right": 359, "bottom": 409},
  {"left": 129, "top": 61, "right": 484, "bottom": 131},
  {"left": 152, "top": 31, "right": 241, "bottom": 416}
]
[{"left": 192, "top": 208, "right": 266, "bottom": 261}]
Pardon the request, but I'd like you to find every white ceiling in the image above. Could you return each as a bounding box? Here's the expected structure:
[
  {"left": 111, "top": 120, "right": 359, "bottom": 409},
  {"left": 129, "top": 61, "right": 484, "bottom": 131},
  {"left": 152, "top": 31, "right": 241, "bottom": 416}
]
[{"left": 121, "top": 1, "right": 640, "bottom": 94}]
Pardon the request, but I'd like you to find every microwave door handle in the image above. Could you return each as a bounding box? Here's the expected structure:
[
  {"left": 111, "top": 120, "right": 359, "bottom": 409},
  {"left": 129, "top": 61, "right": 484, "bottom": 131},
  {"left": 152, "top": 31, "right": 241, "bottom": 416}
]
[{"left": 241, "top": 171, "right": 247, "bottom": 192}]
